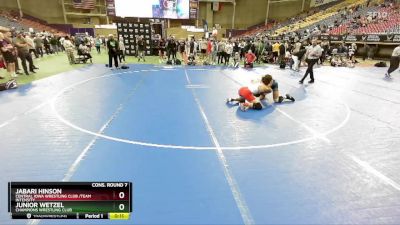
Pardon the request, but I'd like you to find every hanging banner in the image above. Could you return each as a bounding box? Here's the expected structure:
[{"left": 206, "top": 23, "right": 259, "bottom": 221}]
[
  {"left": 116, "top": 22, "right": 153, "bottom": 56},
  {"left": 106, "top": 0, "right": 116, "bottom": 16},
  {"left": 266, "top": 34, "right": 400, "bottom": 44},
  {"left": 316, "top": 34, "right": 400, "bottom": 44},
  {"left": 189, "top": 0, "right": 199, "bottom": 19}
]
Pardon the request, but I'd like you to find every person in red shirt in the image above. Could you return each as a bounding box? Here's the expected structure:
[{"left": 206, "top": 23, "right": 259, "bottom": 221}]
[
  {"left": 206, "top": 39, "right": 212, "bottom": 62},
  {"left": 244, "top": 49, "right": 256, "bottom": 68}
]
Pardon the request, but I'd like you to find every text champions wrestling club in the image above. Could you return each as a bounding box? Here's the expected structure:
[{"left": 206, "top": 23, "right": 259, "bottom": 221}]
[{"left": 8, "top": 182, "right": 132, "bottom": 219}]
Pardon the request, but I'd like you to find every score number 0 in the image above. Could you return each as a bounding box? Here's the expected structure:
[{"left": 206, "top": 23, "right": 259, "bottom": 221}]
[{"left": 118, "top": 191, "right": 126, "bottom": 211}]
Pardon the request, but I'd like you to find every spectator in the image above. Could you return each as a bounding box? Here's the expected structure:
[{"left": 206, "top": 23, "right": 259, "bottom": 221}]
[
  {"left": 166, "top": 36, "right": 176, "bottom": 61},
  {"left": 50, "top": 35, "right": 59, "bottom": 54},
  {"left": 232, "top": 52, "right": 240, "bottom": 68},
  {"left": 293, "top": 39, "right": 301, "bottom": 54},
  {"left": 59, "top": 36, "right": 65, "bottom": 52},
  {"left": 348, "top": 43, "right": 356, "bottom": 63},
  {"left": 225, "top": 41, "right": 233, "bottom": 65},
  {"left": 206, "top": 38, "right": 213, "bottom": 63},
  {"left": 217, "top": 40, "right": 226, "bottom": 64},
  {"left": 158, "top": 38, "right": 166, "bottom": 63},
  {"left": 178, "top": 39, "right": 186, "bottom": 64},
  {"left": 278, "top": 41, "right": 286, "bottom": 63},
  {"left": 33, "top": 34, "right": 44, "bottom": 58},
  {"left": 211, "top": 40, "right": 218, "bottom": 65},
  {"left": 320, "top": 40, "right": 329, "bottom": 64},
  {"left": 85, "top": 36, "right": 92, "bottom": 52},
  {"left": 78, "top": 43, "right": 92, "bottom": 63},
  {"left": 255, "top": 40, "right": 265, "bottom": 63},
  {"left": 95, "top": 36, "right": 102, "bottom": 54},
  {"left": 3, "top": 31, "right": 21, "bottom": 75},
  {"left": 200, "top": 38, "right": 207, "bottom": 59},
  {"left": 187, "top": 53, "right": 196, "bottom": 65},
  {"left": 118, "top": 37, "right": 126, "bottom": 63},
  {"left": 25, "top": 34, "right": 38, "bottom": 59},
  {"left": 43, "top": 35, "right": 51, "bottom": 54},
  {"left": 239, "top": 40, "right": 245, "bottom": 59},
  {"left": 137, "top": 36, "right": 146, "bottom": 62},
  {"left": 244, "top": 49, "right": 256, "bottom": 68},
  {"left": 0, "top": 31, "right": 17, "bottom": 78},
  {"left": 0, "top": 55, "right": 6, "bottom": 79},
  {"left": 265, "top": 42, "right": 273, "bottom": 60},
  {"left": 292, "top": 45, "right": 306, "bottom": 72},
  {"left": 272, "top": 41, "right": 280, "bottom": 63},
  {"left": 331, "top": 54, "right": 343, "bottom": 66},
  {"left": 107, "top": 34, "right": 119, "bottom": 68},
  {"left": 188, "top": 37, "right": 195, "bottom": 56},
  {"left": 13, "top": 32, "right": 38, "bottom": 75},
  {"left": 63, "top": 36, "right": 75, "bottom": 64}
]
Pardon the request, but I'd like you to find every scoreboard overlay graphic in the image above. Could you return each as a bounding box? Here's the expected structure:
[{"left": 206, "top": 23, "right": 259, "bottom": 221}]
[{"left": 8, "top": 182, "right": 132, "bottom": 220}]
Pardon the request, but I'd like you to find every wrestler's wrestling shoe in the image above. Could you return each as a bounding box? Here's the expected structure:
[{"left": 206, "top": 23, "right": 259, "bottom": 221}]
[{"left": 286, "top": 94, "right": 295, "bottom": 102}]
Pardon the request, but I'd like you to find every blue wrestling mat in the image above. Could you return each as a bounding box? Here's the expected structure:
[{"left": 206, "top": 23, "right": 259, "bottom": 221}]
[{"left": 1, "top": 64, "right": 400, "bottom": 224}]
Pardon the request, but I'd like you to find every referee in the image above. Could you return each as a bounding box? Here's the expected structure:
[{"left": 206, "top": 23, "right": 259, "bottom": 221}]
[
  {"left": 299, "top": 39, "right": 323, "bottom": 84},
  {"left": 385, "top": 44, "right": 400, "bottom": 79}
]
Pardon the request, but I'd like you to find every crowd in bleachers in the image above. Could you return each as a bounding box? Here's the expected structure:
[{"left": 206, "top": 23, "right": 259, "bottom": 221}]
[
  {"left": 237, "top": 0, "right": 399, "bottom": 39},
  {"left": 326, "top": 1, "right": 400, "bottom": 34}
]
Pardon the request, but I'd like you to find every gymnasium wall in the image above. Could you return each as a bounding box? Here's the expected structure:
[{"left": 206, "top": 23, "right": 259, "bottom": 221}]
[
  {"left": 166, "top": 27, "right": 225, "bottom": 40},
  {"left": 95, "top": 28, "right": 118, "bottom": 37},
  {"left": 1, "top": 0, "right": 18, "bottom": 9},
  {"left": 269, "top": 0, "right": 307, "bottom": 20},
  {"left": 18, "top": 0, "right": 65, "bottom": 24},
  {"left": 198, "top": 0, "right": 308, "bottom": 30},
  {"left": 2, "top": 0, "right": 106, "bottom": 25},
  {"left": 4, "top": 0, "right": 309, "bottom": 32}
]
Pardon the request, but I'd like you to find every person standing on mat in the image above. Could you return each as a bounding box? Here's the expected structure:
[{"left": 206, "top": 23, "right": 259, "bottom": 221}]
[
  {"left": 385, "top": 44, "right": 400, "bottom": 79},
  {"left": 299, "top": 39, "right": 323, "bottom": 84},
  {"left": 107, "top": 34, "right": 119, "bottom": 69}
]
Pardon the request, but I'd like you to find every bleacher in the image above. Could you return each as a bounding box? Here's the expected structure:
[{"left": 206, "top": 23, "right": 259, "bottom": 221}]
[
  {"left": 273, "top": 0, "right": 367, "bottom": 35},
  {"left": 0, "top": 11, "right": 29, "bottom": 31},
  {"left": 0, "top": 10, "right": 67, "bottom": 35},
  {"left": 325, "top": 5, "right": 378, "bottom": 34},
  {"left": 348, "top": 5, "right": 400, "bottom": 34},
  {"left": 234, "top": 0, "right": 348, "bottom": 38},
  {"left": 20, "top": 18, "right": 64, "bottom": 34},
  {"left": 233, "top": 0, "right": 400, "bottom": 39},
  {"left": 238, "top": 23, "right": 275, "bottom": 38}
]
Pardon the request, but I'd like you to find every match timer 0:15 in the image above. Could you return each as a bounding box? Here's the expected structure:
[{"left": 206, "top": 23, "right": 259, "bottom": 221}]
[{"left": 8, "top": 182, "right": 132, "bottom": 220}]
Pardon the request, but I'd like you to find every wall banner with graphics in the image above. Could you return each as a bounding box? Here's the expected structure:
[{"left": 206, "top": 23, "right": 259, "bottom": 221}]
[
  {"left": 116, "top": 22, "right": 153, "bottom": 56},
  {"left": 268, "top": 34, "right": 400, "bottom": 44}
]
